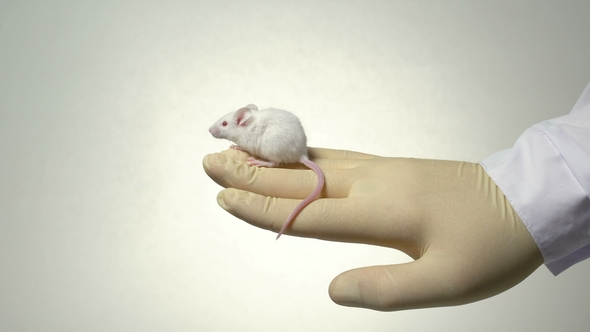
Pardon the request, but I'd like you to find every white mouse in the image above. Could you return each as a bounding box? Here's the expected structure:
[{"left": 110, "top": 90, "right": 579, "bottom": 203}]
[{"left": 209, "top": 104, "right": 325, "bottom": 239}]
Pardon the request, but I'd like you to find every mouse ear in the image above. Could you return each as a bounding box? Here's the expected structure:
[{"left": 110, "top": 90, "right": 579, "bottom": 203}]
[
  {"left": 235, "top": 107, "right": 252, "bottom": 126},
  {"left": 245, "top": 104, "right": 258, "bottom": 111}
]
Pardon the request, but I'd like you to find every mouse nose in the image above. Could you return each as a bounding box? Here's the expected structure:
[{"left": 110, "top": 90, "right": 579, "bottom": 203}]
[{"left": 209, "top": 126, "right": 220, "bottom": 138}]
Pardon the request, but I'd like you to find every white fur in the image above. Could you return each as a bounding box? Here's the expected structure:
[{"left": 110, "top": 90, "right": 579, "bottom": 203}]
[{"left": 209, "top": 105, "right": 308, "bottom": 164}]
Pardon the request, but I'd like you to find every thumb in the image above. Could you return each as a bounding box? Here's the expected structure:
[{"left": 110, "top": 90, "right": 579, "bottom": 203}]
[{"left": 328, "top": 257, "right": 482, "bottom": 312}]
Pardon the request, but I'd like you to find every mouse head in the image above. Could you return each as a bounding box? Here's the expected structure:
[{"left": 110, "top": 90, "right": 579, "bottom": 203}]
[{"left": 209, "top": 104, "right": 258, "bottom": 141}]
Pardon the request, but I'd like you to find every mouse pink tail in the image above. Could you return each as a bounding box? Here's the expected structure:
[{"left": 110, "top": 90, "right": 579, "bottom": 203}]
[{"left": 276, "top": 158, "right": 325, "bottom": 240}]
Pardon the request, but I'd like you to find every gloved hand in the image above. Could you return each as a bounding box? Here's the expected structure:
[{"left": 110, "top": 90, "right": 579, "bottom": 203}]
[{"left": 203, "top": 147, "right": 543, "bottom": 311}]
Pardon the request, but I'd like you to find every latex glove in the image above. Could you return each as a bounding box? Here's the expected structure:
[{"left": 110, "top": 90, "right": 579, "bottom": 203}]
[{"left": 203, "top": 147, "right": 543, "bottom": 311}]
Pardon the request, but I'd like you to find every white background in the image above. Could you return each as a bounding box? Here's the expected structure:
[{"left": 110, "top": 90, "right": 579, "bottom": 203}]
[{"left": 1, "top": 1, "right": 589, "bottom": 331}]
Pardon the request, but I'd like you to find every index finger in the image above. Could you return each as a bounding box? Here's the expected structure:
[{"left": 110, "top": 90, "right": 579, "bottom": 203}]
[{"left": 203, "top": 149, "right": 377, "bottom": 199}]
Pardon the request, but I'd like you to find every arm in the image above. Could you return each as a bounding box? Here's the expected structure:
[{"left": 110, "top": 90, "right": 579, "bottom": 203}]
[{"left": 481, "top": 82, "right": 590, "bottom": 275}]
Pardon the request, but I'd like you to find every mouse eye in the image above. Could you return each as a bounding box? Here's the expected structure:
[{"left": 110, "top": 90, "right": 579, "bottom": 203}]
[{"left": 222, "top": 121, "right": 228, "bottom": 126}]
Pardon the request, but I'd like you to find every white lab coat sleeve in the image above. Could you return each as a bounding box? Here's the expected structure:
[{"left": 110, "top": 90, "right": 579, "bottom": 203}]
[{"left": 480, "top": 82, "right": 590, "bottom": 275}]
